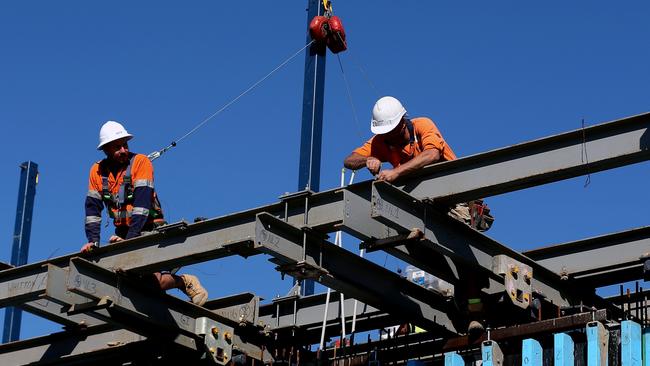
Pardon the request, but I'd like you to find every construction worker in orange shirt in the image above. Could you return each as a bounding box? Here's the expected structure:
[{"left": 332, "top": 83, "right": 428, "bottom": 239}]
[
  {"left": 80, "top": 121, "right": 208, "bottom": 306},
  {"left": 344, "top": 96, "right": 491, "bottom": 334},
  {"left": 343, "top": 96, "right": 456, "bottom": 183}
]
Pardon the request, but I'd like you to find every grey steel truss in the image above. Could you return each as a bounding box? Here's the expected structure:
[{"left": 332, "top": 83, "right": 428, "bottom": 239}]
[{"left": 0, "top": 112, "right": 648, "bottom": 364}]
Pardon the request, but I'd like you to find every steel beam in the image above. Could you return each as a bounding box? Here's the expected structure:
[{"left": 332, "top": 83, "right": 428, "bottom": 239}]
[
  {"left": 254, "top": 212, "right": 459, "bottom": 334},
  {"left": 524, "top": 227, "right": 650, "bottom": 286},
  {"left": 368, "top": 180, "right": 586, "bottom": 307},
  {"left": 61, "top": 258, "right": 237, "bottom": 361},
  {"left": 0, "top": 324, "right": 148, "bottom": 366},
  {"left": 259, "top": 290, "right": 393, "bottom": 344},
  {"left": 0, "top": 114, "right": 646, "bottom": 310},
  {"left": 0, "top": 112, "right": 646, "bottom": 349},
  {"left": 401, "top": 112, "right": 650, "bottom": 204}
]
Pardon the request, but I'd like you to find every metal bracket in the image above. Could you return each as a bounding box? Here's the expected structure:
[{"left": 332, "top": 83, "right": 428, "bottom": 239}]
[
  {"left": 195, "top": 317, "right": 234, "bottom": 365},
  {"left": 67, "top": 296, "right": 113, "bottom": 316},
  {"left": 360, "top": 229, "right": 424, "bottom": 253},
  {"left": 492, "top": 255, "right": 533, "bottom": 309},
  {"left": 154, "top": 220, "right": 189, "bottom": 234},
  {"left": 275, "top": 261, "right": 329, "bottom": 280}
]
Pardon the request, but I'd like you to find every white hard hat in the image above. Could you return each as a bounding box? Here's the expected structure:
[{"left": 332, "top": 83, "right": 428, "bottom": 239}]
[
  {"left": 97, "top": 121, "right": 133, "bottom": 150},
  {"left": 371, "top": 96, "right": 407, "bottom": 134}
]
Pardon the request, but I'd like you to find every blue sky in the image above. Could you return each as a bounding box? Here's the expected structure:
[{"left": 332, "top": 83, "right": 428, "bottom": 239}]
[{"left": 1, "top": 1, "right": 649, "bottom": 340}]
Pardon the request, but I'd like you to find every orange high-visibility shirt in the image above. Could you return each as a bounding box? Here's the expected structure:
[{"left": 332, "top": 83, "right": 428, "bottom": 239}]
[{"left": 353, "top": 117, "right": 456, "bottom": 167}]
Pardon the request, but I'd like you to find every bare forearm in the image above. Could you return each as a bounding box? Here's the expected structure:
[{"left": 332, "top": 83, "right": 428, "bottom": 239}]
[
  {"left": 394, "top": 149, "right": 440, "bottom": 177},
  {"left": 343, "top": 152, "right": 368, "bottom": 170}
]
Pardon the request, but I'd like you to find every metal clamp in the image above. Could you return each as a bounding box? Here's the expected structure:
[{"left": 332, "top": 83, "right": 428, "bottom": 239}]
[
  {"left": 492, "top": 255, "right": 533, "bottom": 309},
  {"left": 195, "top": 317, "right": 235, "bottom": 365}
]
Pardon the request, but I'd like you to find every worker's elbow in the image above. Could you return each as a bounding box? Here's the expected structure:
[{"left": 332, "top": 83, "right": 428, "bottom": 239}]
[
  {"left": 342, "top": 155, "right": 355, "bottom": 169},
  {"left": 343, "top": 160, "right": 353, "bottom": 169}
]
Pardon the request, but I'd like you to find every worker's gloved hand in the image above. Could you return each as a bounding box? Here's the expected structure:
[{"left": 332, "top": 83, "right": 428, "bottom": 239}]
[
  {"left": 377, "top": 169, "right": 399, "bottom": 183},
  {"left": 366, "top": 157, "right": 381, "bottom": 175},
  {"left": 109, "top": 235, "right": 124, "bottom": 243},
  {"left": 80, "top": 242, "right": 98, "bottom": 253}
]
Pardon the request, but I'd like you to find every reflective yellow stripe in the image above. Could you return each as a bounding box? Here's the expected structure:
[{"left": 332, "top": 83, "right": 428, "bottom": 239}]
[
  {"left": 85, "top": 216, "right": 102, "bottom": 224},
  {"left": 87, "top": 190, "right": 102, "bottom": 199}
]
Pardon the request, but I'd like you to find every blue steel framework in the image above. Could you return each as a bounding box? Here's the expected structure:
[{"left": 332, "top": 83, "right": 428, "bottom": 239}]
[
  {"left": 2, "top": 161, "right": 38, "bottom": 343},
  {"left": 297, "top": 0, "right": 327, "bottom": 296}
]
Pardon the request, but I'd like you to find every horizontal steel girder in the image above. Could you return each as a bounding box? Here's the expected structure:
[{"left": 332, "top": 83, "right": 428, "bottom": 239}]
[
  {"left": 524, "top": 226, "right": 650, "bottom": 286},
  {"left": 401, "top": 112, "right": 650, "bottom": 204},
  {"left": 0, "top": 324, "right": 148, "bottom": 366},
  {"left": 0, "top": 113, "right": 646, "bottom": 293},
  {"left": 0, "top": 112, "right": 646, "bottom": 348},
  {"left": 254, "top": 212, "right": 460, "bottom": 334},
  {"left": 259, "top": 290, "right": 394, "bottom": 344}
]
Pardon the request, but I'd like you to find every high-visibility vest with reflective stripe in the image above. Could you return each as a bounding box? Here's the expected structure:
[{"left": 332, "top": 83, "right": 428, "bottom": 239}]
[{"left": 89, "top": 154, "right": 164, "bottom": 228}]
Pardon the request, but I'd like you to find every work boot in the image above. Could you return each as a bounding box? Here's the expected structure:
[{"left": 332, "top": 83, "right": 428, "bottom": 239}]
[{"left": 180, "top": 274, "right": 208, "bottom": 306}]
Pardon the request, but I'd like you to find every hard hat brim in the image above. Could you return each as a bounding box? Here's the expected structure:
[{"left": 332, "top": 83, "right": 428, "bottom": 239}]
[
  {"left": 371, "top": 122, "right": 399, "bottom": 135},
  {"left": 97, "top": 134, "right": 133, "bottom": 150},
  {"left": 370, "top": 109, "right": 406, "bottom": 135}
]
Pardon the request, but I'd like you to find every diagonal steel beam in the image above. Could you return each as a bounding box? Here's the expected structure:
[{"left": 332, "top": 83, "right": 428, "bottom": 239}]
[
  {"left": 254, "top": 212, "right": 460, "bottom": 334},
  {"left": 365, "top": 181, "right": 612, "bottom": 308}
]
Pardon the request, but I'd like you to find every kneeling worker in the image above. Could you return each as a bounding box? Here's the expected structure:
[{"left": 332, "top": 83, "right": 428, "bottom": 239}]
[{"left": 81, "top": 121, "right": 208, "bottom": 306}]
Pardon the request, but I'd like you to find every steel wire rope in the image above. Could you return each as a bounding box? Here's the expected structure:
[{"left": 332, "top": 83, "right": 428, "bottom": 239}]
[
  {"left": 148, "top": 40, "right": 315, "bottom": 161},
  {"left": 345, "top": 49, "right": 381, "bottom": 98}
]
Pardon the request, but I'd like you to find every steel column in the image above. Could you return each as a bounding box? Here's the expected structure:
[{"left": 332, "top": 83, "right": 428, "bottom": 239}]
[
  {"left": 298, "top": 0, "right": 327, "bottom": 193},
  {"left": 3, "top": 161, "right": 38, "bottom": 343},
  {"left": 297, "top": 0, "right": 328, "bottom": 296}
]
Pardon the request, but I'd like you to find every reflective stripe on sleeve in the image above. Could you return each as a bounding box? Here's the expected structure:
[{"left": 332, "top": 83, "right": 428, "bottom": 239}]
[
  {"left": 133, "top": 179, "right": 154, "bottom": 188},
  {"left": 85, "top": 216, "right": 102, "bottom": 224},
  {"left": 131, "top": 207, "right": 150, "bottom": 216},
  {"left": 87, "top": 190, "right": 102, "bottom": 199}
]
